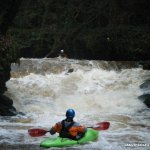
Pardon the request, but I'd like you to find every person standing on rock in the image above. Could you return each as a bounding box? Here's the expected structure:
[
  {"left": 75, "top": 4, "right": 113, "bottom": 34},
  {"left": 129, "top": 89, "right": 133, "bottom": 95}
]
[{"left": 59, "top": 49, "right": 67, "bottom": 58}]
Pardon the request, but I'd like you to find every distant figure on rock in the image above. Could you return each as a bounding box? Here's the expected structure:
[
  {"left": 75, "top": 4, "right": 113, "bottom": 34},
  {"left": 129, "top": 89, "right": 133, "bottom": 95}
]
[{"left": 59, "top": 50, "right": 67, "bottom": 58}]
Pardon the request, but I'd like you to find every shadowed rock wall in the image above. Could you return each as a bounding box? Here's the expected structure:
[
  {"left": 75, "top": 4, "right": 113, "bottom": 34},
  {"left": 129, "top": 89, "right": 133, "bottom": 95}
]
[
  {"left": 0, "top": 36, "right": 18, "bottom": 116},
  {"left": 0, "top": 0, "right": 149, "bottom": 60}
]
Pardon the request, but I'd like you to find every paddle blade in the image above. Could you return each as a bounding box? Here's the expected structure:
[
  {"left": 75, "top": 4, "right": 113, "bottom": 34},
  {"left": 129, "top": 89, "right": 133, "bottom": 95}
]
[
  {"left": 28, "top": 128, "right": 48, "bottom": 137},
  {"left": 92, "top": 122, "right": 110, "bottom": 130}
]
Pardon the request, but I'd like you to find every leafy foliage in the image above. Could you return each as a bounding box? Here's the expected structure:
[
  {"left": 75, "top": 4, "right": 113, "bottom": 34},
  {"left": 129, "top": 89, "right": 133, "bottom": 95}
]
[{"left": 0, "top": 0, "right": 150, "bottom": 60}]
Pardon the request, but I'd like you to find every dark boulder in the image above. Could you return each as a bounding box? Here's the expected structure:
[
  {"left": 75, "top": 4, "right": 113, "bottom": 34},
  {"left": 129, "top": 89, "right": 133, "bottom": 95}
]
[
  {"left": 0, "top": 94, "right": 18, "bottom": 116},
  {"left": 0, "top": 95, "right": 13, "bottom": 106},
  {"left": 138, "top": 94, "right": 150, "bottom": 108},
  {"left": 0, "top": 35, "right": 18, "bottom": 116},
  {"left": 0, "top": 69, "right": 6, "bottom": 94},
  {"left": 143, "top": 64, "right": 150, "bottom": 70},
  {"left": 140, "top": 79, "right": 150, "bottom": 90},
  {"left": 139, "top": 61, "right": 150, "bottom": 70},
  {"left": 67, "top": 68, "right": 74, "bottom": 73}
]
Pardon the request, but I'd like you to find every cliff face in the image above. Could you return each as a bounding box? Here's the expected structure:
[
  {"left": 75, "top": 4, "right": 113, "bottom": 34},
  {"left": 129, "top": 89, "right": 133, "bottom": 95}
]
[
  {"left": 0, "top": 0, "right": 150, "bottom": 60},
  {"left": 0, "top": 36, "right": 17, "bottom": 116},
  {"left": 0, "top": 0, "right": 22, "bottom": 115}
]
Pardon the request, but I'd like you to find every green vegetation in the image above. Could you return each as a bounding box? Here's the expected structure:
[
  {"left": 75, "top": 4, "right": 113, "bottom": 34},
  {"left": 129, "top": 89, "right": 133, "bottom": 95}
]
[{"left": 0, "top": 0, "right": 150, "bottom": 60}]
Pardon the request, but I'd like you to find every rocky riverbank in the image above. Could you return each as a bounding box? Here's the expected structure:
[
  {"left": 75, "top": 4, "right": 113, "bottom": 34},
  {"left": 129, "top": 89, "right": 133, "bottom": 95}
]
[
  {"left": 0, "top": 36, "right": 18, "bottom": 116},
  {"left": 138, "top": 61, "right": 150, "bottom": 108},
  {"left": 139, "top": 78, "right": 150, "bottom": 108}
]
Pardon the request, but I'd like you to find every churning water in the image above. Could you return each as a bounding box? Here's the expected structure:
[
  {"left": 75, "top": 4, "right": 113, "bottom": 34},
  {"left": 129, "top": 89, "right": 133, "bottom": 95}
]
[{"left": 0, "top": 58, "right": 150, "bottom": 150}]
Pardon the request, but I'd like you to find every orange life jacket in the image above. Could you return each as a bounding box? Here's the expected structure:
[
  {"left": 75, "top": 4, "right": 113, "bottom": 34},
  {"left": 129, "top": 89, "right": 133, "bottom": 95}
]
[{"left": 52, "top": 120, "right": 86, "bottom": 139}]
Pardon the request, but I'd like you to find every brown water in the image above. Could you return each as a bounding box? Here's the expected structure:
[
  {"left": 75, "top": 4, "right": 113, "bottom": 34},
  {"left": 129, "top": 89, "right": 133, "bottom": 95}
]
[{"left": 1, "top": 58, "right": 150, "bottom": 150}]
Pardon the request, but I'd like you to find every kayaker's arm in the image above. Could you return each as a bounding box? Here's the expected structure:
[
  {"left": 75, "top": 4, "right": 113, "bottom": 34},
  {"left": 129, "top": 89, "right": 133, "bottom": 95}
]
[
  {"left": 49, "top": 122, "right": 62, "bottom": 135},
  {"left": 69, "top": 125, "right": 87, "bottom": 140}
]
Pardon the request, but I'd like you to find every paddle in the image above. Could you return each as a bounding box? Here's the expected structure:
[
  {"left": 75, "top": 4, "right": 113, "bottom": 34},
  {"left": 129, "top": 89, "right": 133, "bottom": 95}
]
[
  {"left": 88, "top": 122, "right": 110, "bottom": 131},
  {"left": 28, "top": 121, "right": 110, "bottom": 137}
]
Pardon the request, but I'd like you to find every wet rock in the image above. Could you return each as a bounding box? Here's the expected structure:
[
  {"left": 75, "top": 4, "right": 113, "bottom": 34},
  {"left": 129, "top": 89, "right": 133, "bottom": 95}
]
[
  {"left": 138, "top": 94, "right": 150, "bottom": 108},
  {"left": 18, "top": 112, "right": 26, "bottom": 116},
  {"left": 139, "top": 61, "right": 150, "bottom": 70},
  {"left": 143, "top": 64, "right": 150, "bottom": 70},
  {"left": 0, "top": 102, "right": 17, "bottom": 116},
  {"left": 0, "top": 36, "right": 18, "bottom": 116},
  {"left": 0, "top": 67, "right": 6, "bottom": 94},
  {"left": 140, "top": 79, "right": 150, "bottom": 90},
  {"left": 0, "top": 94, "right": 18, "bottom": 116},
  {"left": 0, "top": 95, "right": 13, "bottom": 106},
  {"left": 67, "top": 68, "right": 74, "bottom": 73},
  {"left": 65, "top": 68, "right": 74, "bottom": 75}
]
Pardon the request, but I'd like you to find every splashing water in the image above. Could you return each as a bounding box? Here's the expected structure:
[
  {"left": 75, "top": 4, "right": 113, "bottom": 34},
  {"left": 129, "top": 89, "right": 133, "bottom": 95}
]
[{"left": 1, "top": 58, "right": 150, "bottom": 150}]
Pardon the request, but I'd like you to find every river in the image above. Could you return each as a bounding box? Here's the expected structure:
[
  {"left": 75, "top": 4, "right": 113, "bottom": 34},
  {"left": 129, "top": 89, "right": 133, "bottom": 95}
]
[{"left": 0, "top": 58, "right": 150, "bottom": 150}]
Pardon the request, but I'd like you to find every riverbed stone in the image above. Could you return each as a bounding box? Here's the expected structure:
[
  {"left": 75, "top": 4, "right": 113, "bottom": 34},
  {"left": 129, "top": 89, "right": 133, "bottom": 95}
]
[
  {"left": 0, "top": 46, "right": 17, "bottom": 116},
  {"left": 138, "top": 94, "right": 150, "bottom": 108},
  {"left": 0, "top": 95, "right": 17, "bottom": 116},
  {"left": 140, "top": 79, "right": 150, "bottom": 90},
  {"left": 139, "top": 61, "right": 150, "bottom": 70}
]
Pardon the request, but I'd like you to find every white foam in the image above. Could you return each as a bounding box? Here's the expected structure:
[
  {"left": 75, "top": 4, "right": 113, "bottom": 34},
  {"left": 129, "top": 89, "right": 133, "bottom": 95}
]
[{"left": 3, "top": 60, "right": 150, "bottom": 149}]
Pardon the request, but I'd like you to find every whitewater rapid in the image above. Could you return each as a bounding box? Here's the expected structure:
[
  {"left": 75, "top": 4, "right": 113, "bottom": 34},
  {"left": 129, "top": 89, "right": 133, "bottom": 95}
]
[{"left": 1, "top": 58, "right": 150, "bottom": 150}]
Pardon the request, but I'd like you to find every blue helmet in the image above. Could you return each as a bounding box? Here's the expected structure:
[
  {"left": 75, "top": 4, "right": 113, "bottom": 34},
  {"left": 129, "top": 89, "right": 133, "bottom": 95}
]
[{"left": 66, "top": 109, "right": 75, "bottom": 119}]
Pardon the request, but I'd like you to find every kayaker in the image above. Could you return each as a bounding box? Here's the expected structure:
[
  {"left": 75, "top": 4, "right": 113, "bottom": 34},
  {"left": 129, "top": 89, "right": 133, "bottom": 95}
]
[{"left": 49, "top": 109, "right": 87, "bottom": 140}]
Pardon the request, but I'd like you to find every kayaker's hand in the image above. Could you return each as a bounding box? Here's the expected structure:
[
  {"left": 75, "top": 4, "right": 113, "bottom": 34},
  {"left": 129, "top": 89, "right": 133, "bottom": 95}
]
[
  {"left": 49, "top": 128, "right": 56, "bottom": 135},
  {"left": 76, "top": 135, "right": 81, "bottom": 140}
]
